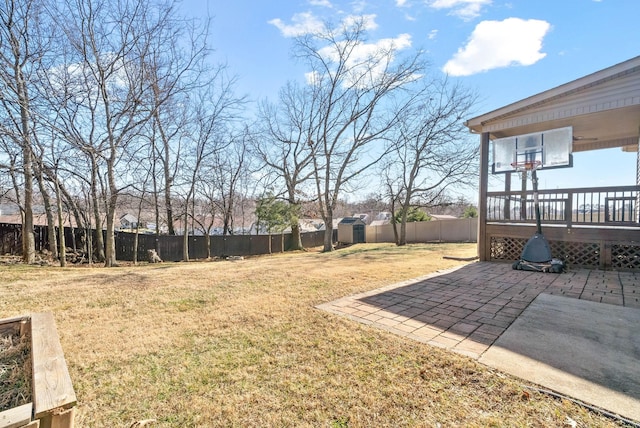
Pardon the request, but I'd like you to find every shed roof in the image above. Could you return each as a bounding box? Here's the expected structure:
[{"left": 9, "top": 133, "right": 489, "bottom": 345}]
[
  {"left": 339, "top": 217, "right": 366, "bottom": 225},
  {"left": 465, "top": 56, "right": 640, "bottom": 153}
]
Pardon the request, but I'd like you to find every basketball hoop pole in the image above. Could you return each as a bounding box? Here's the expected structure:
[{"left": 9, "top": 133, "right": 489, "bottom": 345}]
[
  {"left": 531, "top": 168, "right": 542, "bottom": 235},
  {"left": 512, "top": 160, "right": 543, "bottom": 235}
]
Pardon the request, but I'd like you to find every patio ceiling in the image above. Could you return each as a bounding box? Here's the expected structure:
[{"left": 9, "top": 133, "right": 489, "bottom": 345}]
[{"left": 465, "top": 56, "right": 640, "bottom": 153}]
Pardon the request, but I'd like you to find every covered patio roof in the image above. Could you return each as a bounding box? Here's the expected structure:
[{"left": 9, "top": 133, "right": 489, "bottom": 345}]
[
  {"left": 465, "top": 56, "right": 640, "bottom": 267},
  {"left": 465, "top": 55, "right": 640, "bottom": 153}
]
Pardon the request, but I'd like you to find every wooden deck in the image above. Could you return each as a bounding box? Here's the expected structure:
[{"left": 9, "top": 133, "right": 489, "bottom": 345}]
[{"left": 481, "top": 185, "right": 640, "bottom": 270}]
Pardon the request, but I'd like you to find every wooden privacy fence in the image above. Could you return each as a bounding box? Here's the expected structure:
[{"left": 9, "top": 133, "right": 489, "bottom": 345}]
[
  {"left": 2, "top": 219, "right": 478, "bottom": 262},
  {"left": 0, "top": 223, "right": 80, "bottom": 256},
  {"left": 116, "top": 230, "right": 327, "bottom": 262},
  {"left": 0, "top": 223, "right": 328, "bottom": 261}
]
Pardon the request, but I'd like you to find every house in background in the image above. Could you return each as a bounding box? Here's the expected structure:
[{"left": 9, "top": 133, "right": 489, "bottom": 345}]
[
  {"left": 352, "top": 213, "right": 370, "bottom": 224},
  {"left": 119, "top": 214, "right": 141, "bottom": 230},
  {"left": 370, "top": 211, "right": 392, "bottom": 226},
  {"left": 430, "top": 214, "right": 458, "bottom": 221},
  {"left": 465, "top": 55, "right": 640, "bottom": 270}
]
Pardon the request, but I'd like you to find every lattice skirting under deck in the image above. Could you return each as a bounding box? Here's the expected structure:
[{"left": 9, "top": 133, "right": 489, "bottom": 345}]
[
  {"left": 611, "top": 244, "right": 640, "bottom": 270},
  {"left": 489, "top": 236, "right": 640, "bottom": 270}
]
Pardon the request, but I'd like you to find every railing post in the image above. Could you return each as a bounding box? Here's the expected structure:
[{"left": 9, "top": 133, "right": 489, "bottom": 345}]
[{"left": 566, "top": 190, "right": 573, "bottom": 228}]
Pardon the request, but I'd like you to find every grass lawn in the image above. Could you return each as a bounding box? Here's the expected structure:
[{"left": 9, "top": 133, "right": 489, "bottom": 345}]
[{"left": 0, "top": 243, "right": 625, "bottom": 427}]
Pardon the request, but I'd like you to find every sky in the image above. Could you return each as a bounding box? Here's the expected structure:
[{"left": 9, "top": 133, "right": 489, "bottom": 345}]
[{"left": 182, "top": 0, "right": 640, "bottom": 201}]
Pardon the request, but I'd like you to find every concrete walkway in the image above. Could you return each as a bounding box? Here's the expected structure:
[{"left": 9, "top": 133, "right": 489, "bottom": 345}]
[{"left": 316, "top": 261, "right": 640, "bottom": 422}]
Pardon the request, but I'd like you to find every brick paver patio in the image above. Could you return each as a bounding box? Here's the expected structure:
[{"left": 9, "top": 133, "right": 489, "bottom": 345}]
[{"left": 316, "top": 261, "right": 640, "bottom": 359}]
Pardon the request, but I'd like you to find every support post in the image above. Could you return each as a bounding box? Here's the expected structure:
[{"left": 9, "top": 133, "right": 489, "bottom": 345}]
[
  {"left": 636, "top": 130, "right": 640, "bottom": 223},
  {"left": 478, "top": 132, "right": 490, "bottom": 261}
]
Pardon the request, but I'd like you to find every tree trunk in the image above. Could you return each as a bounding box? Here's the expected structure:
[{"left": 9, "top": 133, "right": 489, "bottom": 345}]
[
  {"left": 104, "top": 214, "right": 116, "bottom": 266},
  {"left": 289, "top": 222, "right": 303, "bottom": 251},
  {"left": 21, "top": 149, "right": 35, "bottom": 263},
  {"left": 390, "top": 196, "right": 399, "bottom": 246},
  {"left": 133, "top": 226, "right": 139, "bottom": 265},
  {"left": 164, "top": 143, "right": 175, "bottom": 234},
  {"left": 90, "top": 155, "right": 105, "bottom": 262},
  {"left": 17, "top": 70, "right": 35, "bottom": 264},
  {"left": 56, "top": 179, "right": 66, "bottom": 267},
  {"left": 35, "top": 166, "right": 58, "bottom": 258},
  {"left": 399, "top": 216, "right": 407, "bottom": 246},
  {"left": 398, "top": 206, "right": 409, "bottom": 246},
  {"left": 322, "top": 211, "right": 333, "bottom": 252},
  {"left": 205, "top": 233, "right": 211, "bottom": 259},
  {"left": 104, "top": 192, "right": 118, "bottom": 267},
  {"left": 183, "top": 212, "right": 189, "bottom": 261}
]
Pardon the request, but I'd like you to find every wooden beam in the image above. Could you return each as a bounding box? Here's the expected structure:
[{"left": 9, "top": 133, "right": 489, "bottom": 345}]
[
  {"left": 478, "top": 132, "right": 490, "bottom": 261},
  {"left": 0, "top": 403, "right": 32, "bottom": 428},
  {"left": 30, "top": 313, "right": 77, "bottom": 422}
]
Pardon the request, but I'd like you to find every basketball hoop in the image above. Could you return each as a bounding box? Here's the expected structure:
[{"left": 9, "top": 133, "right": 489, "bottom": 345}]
[{"left": 510, "top": 160, "right": 542, "bottom": 172}]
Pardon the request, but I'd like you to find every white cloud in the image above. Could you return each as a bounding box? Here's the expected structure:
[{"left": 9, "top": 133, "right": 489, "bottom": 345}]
[
  {"left": 309, "top": 0, "right": 332, "bottom": 7},
  {"left": 268, "top": 12, "right": 325, "bottom": 37},
  {"left": 428, "top": 29, "right": 438, "bottom": 40},
  {"left": 428, "top": 0, "right": 492, "bottom": 21},
  {"left": 305, "top": 70, "right": 321, "bottom": 86},
  {"left": 315, "top": 33, "right": 413, "bottom": 87},
  {"left": 442, "top": 18, "right": 551, "bottom": 76},
  {"left": 269, "top": 13, "right": 378, "bottom": 37},
  {"left": 341, "top": 14, "right": 378, "bottom": 31},
  {"left": 351, "top": 0, "right": 367, "bottom": 13},
  {"left": 318, "top": 33, "right": 412, "bottom": 64},
  {"left": 396, "top": 0, "right": 409, "bottom": 6},
  {"left": 404, "top": 13, "right": 417, "bottom": 22}
]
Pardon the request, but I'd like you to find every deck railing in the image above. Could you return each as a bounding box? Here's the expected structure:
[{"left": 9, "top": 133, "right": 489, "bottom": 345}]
[{"left": 486, "top": 185, "right": 640, "bottom": 227}]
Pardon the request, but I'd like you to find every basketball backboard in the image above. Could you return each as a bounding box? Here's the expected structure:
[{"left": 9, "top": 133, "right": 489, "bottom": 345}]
[{"left": 492, "top": 126, "right": 573, "bottom": 174}]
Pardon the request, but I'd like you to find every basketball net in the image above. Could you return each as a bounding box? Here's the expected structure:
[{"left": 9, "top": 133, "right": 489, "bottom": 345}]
[{"left": 511, "top": 160, "right": 541, "bottom": 181}]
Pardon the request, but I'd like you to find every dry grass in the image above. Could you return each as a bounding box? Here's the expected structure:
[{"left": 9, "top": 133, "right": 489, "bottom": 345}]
[
  {"left": 0, "top": 243, "right": 626, "bottom": 427},
  {"left": 0, "top": 332, "right": 31, "bottom": 411}
]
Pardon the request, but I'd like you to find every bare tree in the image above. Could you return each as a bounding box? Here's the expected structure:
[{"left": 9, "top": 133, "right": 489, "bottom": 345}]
[
  {"left": 173, "top": 71, "right": 244, "bottom": 260},
  {"left": 144, "top": 16, "right": 212, "bottom": 236},
  {"left": 207, "top": 129, "right": 252, "bottom": 236},
  {"left": 294, "top": 17, "right": 424, "bottom": 251},
  {"left": 50, "top": 0, "right": 212, "bottom": 266},
  {"left": 384, "top": 77, "right": 477, "bottom": 245},
  {"left": 0, "top": 0, "right": 48, "bottom": 263},
  {"left": 254, "top": 81, "right": 318, "bottom": 250},
  {"left": 32, "top": 145, "right": 57, "bottom": 258},
  {"left": 35, "top": 34, "right": 109, "bottom": 262}
]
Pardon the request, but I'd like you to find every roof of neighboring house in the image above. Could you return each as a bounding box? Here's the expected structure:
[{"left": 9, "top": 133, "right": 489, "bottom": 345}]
[
  {"left": 298, "top": 218, "right": 324, "bottom": 231},
  {"left": 120, "top": 213, "right": 138, "bottom": 223},
  {"left": 430, "top": 214, "right": 458, "bottom": 221},
  {"left": 0, "top": 213, "right": 78, "bottom": 228}
]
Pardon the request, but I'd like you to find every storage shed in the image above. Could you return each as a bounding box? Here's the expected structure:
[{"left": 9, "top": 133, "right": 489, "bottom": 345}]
[{"left": 338, "top": 217, "right": 366, "bottom": 244}]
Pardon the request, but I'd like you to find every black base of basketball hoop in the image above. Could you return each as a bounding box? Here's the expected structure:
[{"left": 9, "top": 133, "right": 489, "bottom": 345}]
[
  {"left": 512, "top": 258, "right": 565, "bottom": 273},
  {"left": 510, "top": 159, "right": 565, "bottom": 273},
  {"left": 512, "top": 232, "right": 565, "bottom": 273}
]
